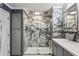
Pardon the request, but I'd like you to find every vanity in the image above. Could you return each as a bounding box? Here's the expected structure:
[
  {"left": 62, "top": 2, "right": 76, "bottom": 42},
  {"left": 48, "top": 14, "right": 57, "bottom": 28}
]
[
  {"left": 52, "top": 38, "right": 79, "bottom": 56},
  {"left": 51, "top": 3, "right": 79, "bottom": 56}
]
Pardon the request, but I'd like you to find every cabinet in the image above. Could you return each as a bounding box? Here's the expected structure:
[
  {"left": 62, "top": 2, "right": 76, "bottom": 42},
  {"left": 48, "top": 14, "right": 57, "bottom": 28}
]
[
  {"left": 52, "top": 40, "right": 73, "bottom": 56},
  {"left": 53, "top": 41, "right": 63, "bottom": 56}
]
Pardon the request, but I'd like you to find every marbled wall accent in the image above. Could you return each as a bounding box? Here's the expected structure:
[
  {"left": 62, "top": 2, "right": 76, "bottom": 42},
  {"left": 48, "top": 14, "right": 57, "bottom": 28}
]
[
  {"left": 53, "top": 7, "right": 63, "bottom": 38},
  {"left": 23, "top": 14, "right": 52, "bottom": 47}
]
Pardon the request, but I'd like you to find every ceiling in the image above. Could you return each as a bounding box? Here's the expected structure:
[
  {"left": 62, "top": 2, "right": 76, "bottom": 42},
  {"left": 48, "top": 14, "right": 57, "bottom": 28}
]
[{"left": 7, "top": 3, "right": 66, "bottom": 12}]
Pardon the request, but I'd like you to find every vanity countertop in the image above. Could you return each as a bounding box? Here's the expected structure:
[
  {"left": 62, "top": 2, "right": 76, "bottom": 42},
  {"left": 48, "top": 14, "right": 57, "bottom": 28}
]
[{"left": 52, "top": 38, "right": 79, "bottom": 56}]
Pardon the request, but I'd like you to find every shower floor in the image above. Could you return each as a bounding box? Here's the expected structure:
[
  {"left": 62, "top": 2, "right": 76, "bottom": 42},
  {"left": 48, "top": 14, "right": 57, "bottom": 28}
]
[{"left": 23, "top": 47, "right": 52, "bottom": 56}]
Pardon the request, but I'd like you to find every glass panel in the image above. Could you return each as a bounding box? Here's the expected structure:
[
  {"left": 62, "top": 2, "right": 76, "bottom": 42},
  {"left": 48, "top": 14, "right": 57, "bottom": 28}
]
[
  {"left": 24, "top": 16, "right": 52, "bottom": 47},
  {"left": 23, "top": 11, "right": 53, "bottom": 48}
]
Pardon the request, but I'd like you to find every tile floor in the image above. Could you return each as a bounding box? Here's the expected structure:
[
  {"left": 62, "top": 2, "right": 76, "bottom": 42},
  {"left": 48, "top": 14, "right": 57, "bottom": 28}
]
[{"left": 23, "top": 47, "right": 52, "bottom": 56}]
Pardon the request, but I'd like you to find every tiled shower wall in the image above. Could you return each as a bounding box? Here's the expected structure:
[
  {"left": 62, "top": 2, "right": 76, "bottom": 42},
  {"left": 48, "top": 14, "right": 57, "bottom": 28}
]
[{"left": 23, "top": 13, "right": 52, "bottom": 47}]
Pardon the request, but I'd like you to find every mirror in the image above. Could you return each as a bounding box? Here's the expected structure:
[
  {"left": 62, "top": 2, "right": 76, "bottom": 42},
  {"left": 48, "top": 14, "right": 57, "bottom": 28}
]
[{"left": 64, "top": 4, "right": 77, "bottom": 32}]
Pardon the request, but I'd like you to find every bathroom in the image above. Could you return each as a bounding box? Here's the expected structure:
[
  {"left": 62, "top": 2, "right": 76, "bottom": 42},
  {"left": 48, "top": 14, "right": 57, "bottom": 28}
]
[{"left": 0, "top": 3, "right": 79, "bottom": 56}]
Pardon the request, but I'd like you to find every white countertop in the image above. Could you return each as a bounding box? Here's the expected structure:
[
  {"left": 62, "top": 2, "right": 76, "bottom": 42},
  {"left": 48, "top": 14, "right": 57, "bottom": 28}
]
[{"left": 52, "top": 38, "right": 79, "bottom": 56}]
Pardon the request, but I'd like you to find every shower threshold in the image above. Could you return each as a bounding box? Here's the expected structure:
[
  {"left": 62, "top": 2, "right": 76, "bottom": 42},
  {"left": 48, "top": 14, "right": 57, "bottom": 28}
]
[{"left": 23, "top": 47, "right": 52, "bottom": 56}]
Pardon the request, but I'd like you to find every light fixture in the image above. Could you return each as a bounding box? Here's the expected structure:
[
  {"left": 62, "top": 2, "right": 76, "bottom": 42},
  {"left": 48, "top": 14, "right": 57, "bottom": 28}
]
[
  {"left": 34, "top": 12, "right": 40, "bottom": 15},
  {"left": 70, "top": 11, "right": 77, "bottom": 14}
]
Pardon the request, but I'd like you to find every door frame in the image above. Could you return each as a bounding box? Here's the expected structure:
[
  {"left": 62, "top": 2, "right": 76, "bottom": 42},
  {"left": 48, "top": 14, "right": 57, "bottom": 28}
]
[
  {"left": 10, "top": 9, "right": 23, "bottom": 56},
  {"left": 0, "top": 3, "right": 24, "bottom": 56}
]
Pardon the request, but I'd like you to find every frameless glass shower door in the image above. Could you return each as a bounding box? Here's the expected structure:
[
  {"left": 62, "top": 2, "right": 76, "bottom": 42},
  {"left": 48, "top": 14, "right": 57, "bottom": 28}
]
[
  {"left": 23, "top": 8, "right": 53, "bottom": 55},
  {"left": 24, "top": 16, "right": 52, "bottom": 47}
]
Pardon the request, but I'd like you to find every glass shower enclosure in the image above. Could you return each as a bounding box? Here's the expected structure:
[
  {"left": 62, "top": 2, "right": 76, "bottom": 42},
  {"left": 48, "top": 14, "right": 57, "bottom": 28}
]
[{"left": 23, "top": 8, "right": 53, "bottom": 55}]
